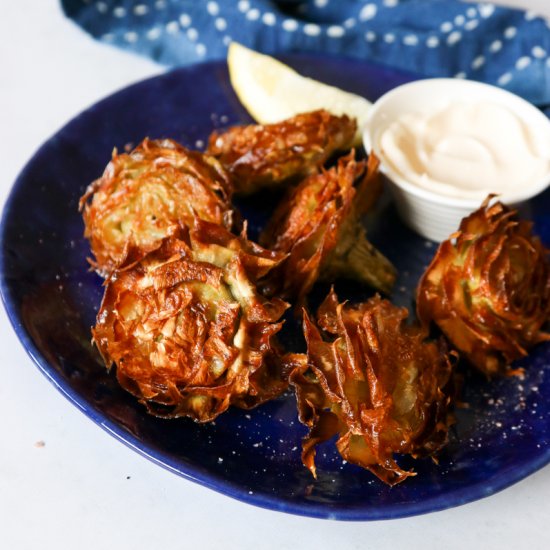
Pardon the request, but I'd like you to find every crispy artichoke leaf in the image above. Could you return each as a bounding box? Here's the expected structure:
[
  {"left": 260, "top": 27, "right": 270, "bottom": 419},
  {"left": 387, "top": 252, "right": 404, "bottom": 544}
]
[
  {"left": 190, "top": 218, "right": 287, "bottom": 282},
  {"left": 417, "top": 197, "right": 550, "bottom": 376},
  {"left": 93, "top": 224, "right": 289, "bottom": 423},
  {"left": 207, "top": 110, "right": 356, "bottom": 194},
  {"left": 261, "top": 152, "right": 396, "bottom": 304},
  {"left": 80, "top": 138, "right": 234, "bottom": 275},
  {"left": 290, "top": 289, "right": 455, "bottom": 485},
  {"left": 322, "top": 154, "right": 396, "bottom": 294}
]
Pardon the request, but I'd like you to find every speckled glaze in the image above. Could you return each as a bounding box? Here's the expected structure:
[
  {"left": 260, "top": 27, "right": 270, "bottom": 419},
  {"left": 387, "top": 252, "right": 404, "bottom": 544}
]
[{"left": 1, "top": 55, "right": 549, "bottom": 521}]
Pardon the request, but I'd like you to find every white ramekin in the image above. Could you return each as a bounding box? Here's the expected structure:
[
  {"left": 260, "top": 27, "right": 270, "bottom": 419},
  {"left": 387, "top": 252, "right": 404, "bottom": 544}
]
[{"left": 362, "top": 78, "right": 550, "bottom": 242}]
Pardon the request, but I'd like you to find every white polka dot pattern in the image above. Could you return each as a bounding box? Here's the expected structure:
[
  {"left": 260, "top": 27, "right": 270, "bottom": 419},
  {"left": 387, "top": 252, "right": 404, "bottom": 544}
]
[
  {"left": 282, "top": 19, "right": 298, "bottom": 32},
  {"left": 75, "top": 0, "right": 550, "bottom": 104},
  {"left": 327, "top": 26, "right": 345, "bottom": 38},
  {"left": 246, "top": 9, "right": 260, "bottom": 21},
  {"left": 134, "top": 5, "right": 148, "bottom": 16},
  {"left": 207, "top": 2, "right": 219, "bottom": 17},
  {"left": 516, "top": 56, "right": 532, "bottom": 70},
  {"left": 359, "top": 4, "right": 377, "bottom": 22},
  {"left": 304, "top": 24, "right": 321, "bottom": 37},
  {"left": 447, "top": 31, "right": 462, "bottom": 46},
  {"left": 165, "top": 21, "right": 179, "bottom": 34},
  {"left": 262, "top": 13, "right": 276, "bottom": 26},
  {"left": 471, "top": 55, "right": 485, "bottom": 69},
  {"left": 490, "top": 40, "right": 502, "bottom": 53}
]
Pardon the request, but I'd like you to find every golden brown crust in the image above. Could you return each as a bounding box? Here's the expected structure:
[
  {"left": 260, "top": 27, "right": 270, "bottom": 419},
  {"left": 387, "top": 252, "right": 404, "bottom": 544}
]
[
  {"left": 80, "top": 138, "right": 234, "bottom": 275},
  {"left": 260, "top": 152, "right": 396, "bottom": 304},
  {"left": 417, "top": 197, "right": 550, "bottom": 377},
  {"left": 289, "top": 289, "right": 455, "bottom": 485},
  {"left": 92, "top": 221, "right": 289, "bottom": 422},
  {"left": 207, "top": 110, "right": 356, "bottom": 194}
]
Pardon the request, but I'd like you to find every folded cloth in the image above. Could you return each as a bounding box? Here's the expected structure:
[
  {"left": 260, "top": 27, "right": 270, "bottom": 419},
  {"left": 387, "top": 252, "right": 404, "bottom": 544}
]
[{"left": 62, "top": 1, "right": 550, "bottom": 105}]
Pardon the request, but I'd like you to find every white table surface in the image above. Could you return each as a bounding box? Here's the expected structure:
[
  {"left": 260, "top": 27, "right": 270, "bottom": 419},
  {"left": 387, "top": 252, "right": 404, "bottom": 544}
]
[{"left": 1, "top": 2, "right": 549, "bottom": 549}]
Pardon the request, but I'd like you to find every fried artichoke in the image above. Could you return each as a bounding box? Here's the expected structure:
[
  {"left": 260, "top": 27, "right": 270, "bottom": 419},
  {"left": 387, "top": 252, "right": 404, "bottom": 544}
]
[
  {"left": 92, "top": 220, "right": 290, "bottom": 422},
  {"left": 80, "top": 138, "right": 234, "bottom": 275},
  {"left": 290, "top": 289, "right": 455, "bottom": 485},
  {"left": 206, "top": 110, "right": 356, "bottom": 194},
  {"left": 260, "top": 152, "right": 396, "bottom": 304},
  {"left": 417, "top": 198, "right": 550, "bottom": 377}
]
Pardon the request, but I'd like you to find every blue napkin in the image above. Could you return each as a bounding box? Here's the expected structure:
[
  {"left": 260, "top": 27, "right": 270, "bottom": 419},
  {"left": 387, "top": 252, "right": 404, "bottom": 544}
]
[{"left": 62, "top": 1, "right": 550, "bottom": 105}]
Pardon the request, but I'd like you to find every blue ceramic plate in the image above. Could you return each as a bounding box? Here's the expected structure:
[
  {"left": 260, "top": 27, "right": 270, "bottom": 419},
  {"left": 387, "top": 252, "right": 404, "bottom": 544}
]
[{"left": 1, "top": 55, "right": 549, "bottom": 521}]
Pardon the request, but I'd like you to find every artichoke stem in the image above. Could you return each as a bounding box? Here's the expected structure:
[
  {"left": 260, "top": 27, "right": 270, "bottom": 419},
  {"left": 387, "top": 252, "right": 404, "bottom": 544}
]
[{"left": 323, "top": 225, "right": 397, "bottom": 295}]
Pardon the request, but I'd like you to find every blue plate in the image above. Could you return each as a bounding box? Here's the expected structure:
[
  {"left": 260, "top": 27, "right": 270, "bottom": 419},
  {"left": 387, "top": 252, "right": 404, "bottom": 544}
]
[{"left": 1, "top": 55, "right": 549, "bottom": 520}]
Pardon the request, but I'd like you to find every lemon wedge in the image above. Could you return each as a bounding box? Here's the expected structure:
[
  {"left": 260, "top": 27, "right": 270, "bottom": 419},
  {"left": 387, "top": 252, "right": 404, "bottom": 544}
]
[{"left": 227, "top": 42, "right": 372, "bottom": 145}]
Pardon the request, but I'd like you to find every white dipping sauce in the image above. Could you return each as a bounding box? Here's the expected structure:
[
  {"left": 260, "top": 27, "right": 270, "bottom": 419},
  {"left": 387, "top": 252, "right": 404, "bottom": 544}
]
[{"left": 378, "top": 101, "right": 550, "bottom": 200}]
